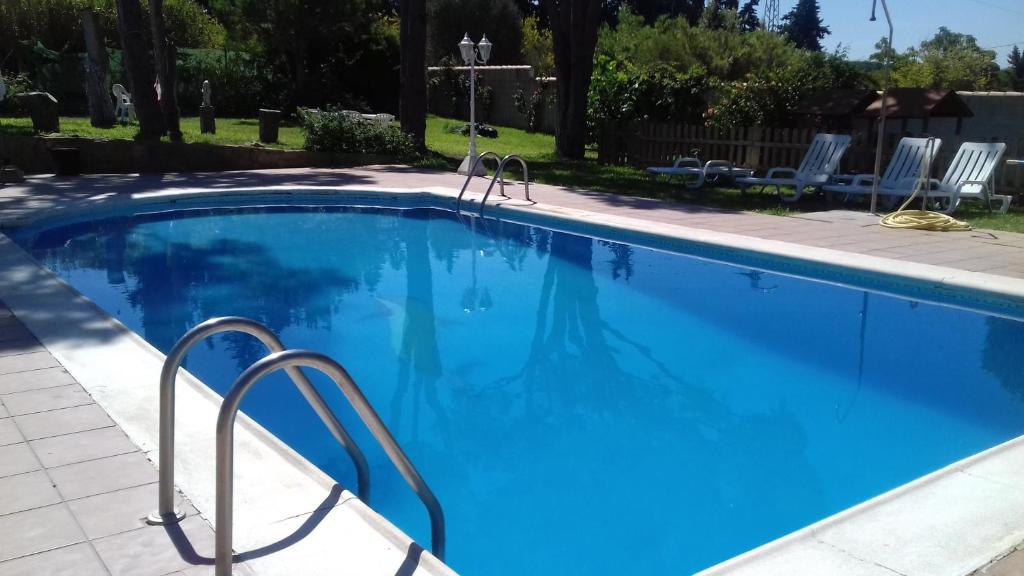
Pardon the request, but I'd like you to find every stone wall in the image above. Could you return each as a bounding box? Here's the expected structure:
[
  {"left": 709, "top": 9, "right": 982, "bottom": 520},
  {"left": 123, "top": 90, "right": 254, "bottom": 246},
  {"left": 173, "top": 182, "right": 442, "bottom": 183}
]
[
  {"left": 2, "top": 135, "right": 397, "bottom": 175},
  {"left": 427, "top": 65, "right": 557, "bottom": 134}
]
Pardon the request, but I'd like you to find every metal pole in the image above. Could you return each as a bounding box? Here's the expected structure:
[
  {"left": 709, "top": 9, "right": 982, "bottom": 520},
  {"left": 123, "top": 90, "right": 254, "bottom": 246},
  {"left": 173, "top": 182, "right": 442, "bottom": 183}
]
[
  {"left": 468, "top": 54, "right": 477, "bottom": 165},
  {"left": 869, "top": 0, "right": 894, "bottom": 215},
  {"left": 147, "top": 317, "right": 371, "bottom": 526},
  {"left": 216, "top": 350, "right": 446, "bottom": 576}
]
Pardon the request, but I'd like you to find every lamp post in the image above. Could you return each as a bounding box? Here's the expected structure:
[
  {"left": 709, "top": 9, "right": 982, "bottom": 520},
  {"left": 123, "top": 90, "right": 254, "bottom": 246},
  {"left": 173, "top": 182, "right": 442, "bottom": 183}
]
[{"left": 457, "top": 33, "right": 492, "bottom": 176}]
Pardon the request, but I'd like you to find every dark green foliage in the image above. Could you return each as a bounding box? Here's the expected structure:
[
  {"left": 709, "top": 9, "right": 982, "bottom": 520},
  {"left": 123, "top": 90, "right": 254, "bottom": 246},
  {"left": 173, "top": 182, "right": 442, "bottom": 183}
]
[
  {"left": 738, "top": 0, "right": 760, "bottom": 32},
  {"left": 627, "top": 0, "right": 703, "bottom": 25},
  {"left": 426, "top": 0, "right": 524, "bottom": 65},
  {"left": 1008, "top": 46, "right": 1023, "bottom": 78},
  {"left": 175, "top": 50, "right": 266, "bottom": 116},
  {"left": 708, "top": 51, "right": 863, "bottom": 127},
  {"left": 780, "top": 0, "right": 829, "bottom": 51},
  {"left": 427, "top": 58, "right": 495, "bottom": 122},
  {"left": 699, "top": 0, "right": 725, "bottom": 30},
  {"left": 589, "top": 57, "right": 709, "bottom": 128},
  {"left": 300, "top": 109, "right": 417, "bottom": 158}
]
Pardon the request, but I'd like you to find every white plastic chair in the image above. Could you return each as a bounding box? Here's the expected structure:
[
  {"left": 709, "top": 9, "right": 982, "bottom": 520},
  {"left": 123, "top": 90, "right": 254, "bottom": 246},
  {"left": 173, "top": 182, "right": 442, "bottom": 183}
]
[
  {"left": 822, "top": 137, "right": 942, "bottom": 203},
  {"left": 907, "top": 142, "right": 1008, "bottom": 214},
  {"left": 736, "top": 133, "right": 852, "bottom": 202},
  {"left": 112, "top": 84, "right": 135, "bottom": 123}
]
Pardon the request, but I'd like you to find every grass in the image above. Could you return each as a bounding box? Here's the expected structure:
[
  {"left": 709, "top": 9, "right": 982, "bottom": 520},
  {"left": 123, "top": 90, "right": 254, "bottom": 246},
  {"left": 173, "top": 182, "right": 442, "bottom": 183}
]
[
  {"left": 0, "top": 116, "right": 305, "bottom": 150},
  {"left": 4, "top": 113, "right": 1022, "bottom": 232}
]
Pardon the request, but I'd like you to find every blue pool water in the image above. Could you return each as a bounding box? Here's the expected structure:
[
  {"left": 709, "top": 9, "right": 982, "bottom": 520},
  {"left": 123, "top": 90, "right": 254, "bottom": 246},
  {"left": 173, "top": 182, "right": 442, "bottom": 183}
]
[{"left": 15, "top": 203, "right": 1024, "bottom": 575}]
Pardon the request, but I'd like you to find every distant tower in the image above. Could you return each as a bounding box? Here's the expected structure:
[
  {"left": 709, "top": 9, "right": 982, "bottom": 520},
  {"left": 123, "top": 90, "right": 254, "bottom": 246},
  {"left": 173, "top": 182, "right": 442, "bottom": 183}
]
[{"left": 763, "top": 0, "right": 780, "bottom": 32}]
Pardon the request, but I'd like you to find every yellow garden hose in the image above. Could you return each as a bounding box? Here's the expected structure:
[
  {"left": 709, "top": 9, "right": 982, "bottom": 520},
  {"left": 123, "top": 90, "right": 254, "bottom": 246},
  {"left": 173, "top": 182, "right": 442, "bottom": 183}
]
[{"left": 878, "top": 142, "right": 972, "bottom": 232}]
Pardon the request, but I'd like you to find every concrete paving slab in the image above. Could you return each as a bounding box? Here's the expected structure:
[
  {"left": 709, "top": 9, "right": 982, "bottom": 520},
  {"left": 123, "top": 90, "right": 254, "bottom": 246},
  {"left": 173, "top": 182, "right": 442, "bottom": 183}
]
[
  {"left": 48, "top": 452, "right": 158, "bottom": 501},
  {"left": 0, "top": 504, "right": 85, "bottom": 562},
  {"left": 91, "top": 515, "right": 216, "bottom": 576},
  {"left": 13, "top": 404, "right": 114, "bottom": 440},
  {"left": 0, "top": 419, "right": 20, "bottom": 446},
  {"left": 30, "top": 426, "right": 137, "bottom": 468},
  {"left": 67, "top": 482, "right": 197, "bottom": 540},
  {"left": 0, "top": 351, "right": 60, "bottom": 374},
  {"left": 0, "top": 542, "right": 109, "bottom": 576},
  {"left": 0, "top": 339, "right": 44, "bottom": 358},
  {"left": 0, "top": 470, "right": 62, "bottom": 515},
  {"left": 0, "top": 443, "right": 40, "bottom": 477},
  {"left": 2, "top": 384, "right": 93, "bottom": 416},
  {"left": 0, "top": 367, "right": 77, "bottom": 395}
]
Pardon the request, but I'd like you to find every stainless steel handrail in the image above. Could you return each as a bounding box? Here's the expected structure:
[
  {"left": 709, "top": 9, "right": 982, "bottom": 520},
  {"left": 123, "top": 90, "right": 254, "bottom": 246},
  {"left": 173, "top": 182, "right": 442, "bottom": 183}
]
[
  {"left": 456, "top": 151, "right": 503, "bottom": 212},
  {"left": 479, "top": 154, "right": 530, "bottom": 215},
  {"left": 215, "top": 350, "right": 445, "bottom": 575},
  {"left": 147, "top": 317, "right": 370, "bottom": 526}
]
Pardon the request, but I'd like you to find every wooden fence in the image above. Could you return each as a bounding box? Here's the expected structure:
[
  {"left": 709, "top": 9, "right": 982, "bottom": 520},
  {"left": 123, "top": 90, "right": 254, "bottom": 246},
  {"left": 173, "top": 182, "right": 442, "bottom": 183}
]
[{"left": 599, "top": 121, "right": 1024, "bottom": 193}]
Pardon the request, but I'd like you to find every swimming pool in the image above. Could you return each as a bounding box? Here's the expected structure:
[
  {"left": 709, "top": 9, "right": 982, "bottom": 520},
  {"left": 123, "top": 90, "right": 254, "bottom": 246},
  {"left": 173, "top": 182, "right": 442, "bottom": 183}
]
[{"left": 13, "top": 199, "right": 1024, "bottom": 575}]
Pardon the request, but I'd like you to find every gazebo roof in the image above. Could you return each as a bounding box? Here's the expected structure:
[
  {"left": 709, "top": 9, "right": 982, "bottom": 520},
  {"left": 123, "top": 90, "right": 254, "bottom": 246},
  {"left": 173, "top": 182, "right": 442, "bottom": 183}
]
[
  {"left": 861, "top": 89, "right": 973, "bottom": 118},
  {"left": 794, "top": 89, "right": 877, "bottom": 116}
]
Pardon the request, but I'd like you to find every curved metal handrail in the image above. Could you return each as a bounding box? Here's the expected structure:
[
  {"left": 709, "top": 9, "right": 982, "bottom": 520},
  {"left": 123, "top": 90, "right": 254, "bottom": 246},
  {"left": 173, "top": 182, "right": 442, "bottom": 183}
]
[
  {"left": 215, "top": 350, "right": 445, "bottom": 575},
  {"left": 479, "top": 154, "right": 530, "bottom": 215},
  {"left": 456, "top": 151, "right": 503, "bottom": 212},
  {"left": 147, "top": 317, "right": 370, "bottom": 526}
]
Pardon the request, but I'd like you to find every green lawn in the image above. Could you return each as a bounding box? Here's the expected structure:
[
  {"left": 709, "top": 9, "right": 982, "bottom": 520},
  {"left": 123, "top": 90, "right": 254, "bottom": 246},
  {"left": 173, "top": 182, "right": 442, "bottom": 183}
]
[
  {"left": 0, "top": 116, "right": 305, "bottom": 150},
  {"left": 3, "top": 114, "right": 1021, "bottom": 233}
]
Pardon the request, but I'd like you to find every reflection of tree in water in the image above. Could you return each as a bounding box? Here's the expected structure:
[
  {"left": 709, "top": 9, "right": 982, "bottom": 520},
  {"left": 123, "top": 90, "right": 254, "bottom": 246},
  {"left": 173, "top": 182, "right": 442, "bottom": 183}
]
[
  {"left": 474, "top": 230, "right": 822, "bottom": 546},
  {"left": 32, "top": 209, "right": 397, "bottom": 373},
  {"left": 391, "top": 213, "right": 450, "bottom": 444},
  {"left": 599, "top": 240, "right": 634, "bottom": 281},
  {"left": 982, "top": 316, "right": 1024, "bottom": 400}
]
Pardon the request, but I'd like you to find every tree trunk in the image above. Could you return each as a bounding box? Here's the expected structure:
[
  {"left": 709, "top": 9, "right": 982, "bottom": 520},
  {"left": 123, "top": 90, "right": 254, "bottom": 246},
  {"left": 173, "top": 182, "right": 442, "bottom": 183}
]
[
  {"left": 399, "top": 0, "right": 427, "bottom": 149},
  {"left": 82, "top": 10, "right": 116, "bottom": 128},
  {"left": 115, "top": 0, "right": 164, "bottom": 140},
  {"left": 149, "top": 0, "right": 181, "bottom": 141},
  {"left": 542, "top": 0, "right": 602, "bottom": 159}
]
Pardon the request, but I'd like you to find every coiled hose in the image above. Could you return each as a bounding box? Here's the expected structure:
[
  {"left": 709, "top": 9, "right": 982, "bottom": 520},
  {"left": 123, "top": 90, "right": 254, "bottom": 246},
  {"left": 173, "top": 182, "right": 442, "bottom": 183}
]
[{"left": 879, "top": 138, "right": 972, "bottom": 232}]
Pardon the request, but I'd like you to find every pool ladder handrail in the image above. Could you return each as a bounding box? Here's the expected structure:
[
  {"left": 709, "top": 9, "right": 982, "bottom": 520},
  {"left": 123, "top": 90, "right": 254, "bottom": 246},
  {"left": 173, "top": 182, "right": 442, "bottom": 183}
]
[
  {"left": 147, "top": 316, "right": 371, "bottom": 527},
  {"left": 215, "top": 349, "right": 446, "bottom": 575},
  {"left": 456, "top": 151, "right": 504, "bottom": 213},
  {"left": 456, "top": 152, "right": 531, "bottom": 214},
  {"left": 146, "top": 317, "right": 445, "bottom": 575}
]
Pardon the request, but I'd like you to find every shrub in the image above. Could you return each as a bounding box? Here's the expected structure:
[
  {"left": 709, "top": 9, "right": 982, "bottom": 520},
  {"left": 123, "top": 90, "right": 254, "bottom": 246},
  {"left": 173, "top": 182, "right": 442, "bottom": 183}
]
[
  {"left": 427, "top": 57, "right": 494, "bottom": 122},
  {"left": 0, "top": 73, "right": 33, "bottom": 115},
  {"left": 300, "top": 109, "right": 417, "bottom": 159}
]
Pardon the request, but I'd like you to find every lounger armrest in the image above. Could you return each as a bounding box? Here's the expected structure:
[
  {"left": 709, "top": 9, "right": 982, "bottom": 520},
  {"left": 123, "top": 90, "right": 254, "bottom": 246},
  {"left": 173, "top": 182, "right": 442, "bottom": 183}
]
[
  {"left": 676, "top": 157, "right": 701, "bottom": 168},
  {"left": 955, "top": 180, "right": 991, "bottom": 195},
  {"left": 847, "top": 174, "right": 875, "bottom": 187},
  {"left": 704, "top": 160, "right": 734, "bottom": 170},
  {"left": 765, "top": 167, "right": 797, "bottom": 179}
]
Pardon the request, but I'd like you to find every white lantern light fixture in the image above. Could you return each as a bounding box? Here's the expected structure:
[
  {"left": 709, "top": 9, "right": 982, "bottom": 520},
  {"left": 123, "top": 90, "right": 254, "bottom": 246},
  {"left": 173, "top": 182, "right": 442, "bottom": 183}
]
[{"left": 457, "top": 33, "right": 495, "bottom": 176}]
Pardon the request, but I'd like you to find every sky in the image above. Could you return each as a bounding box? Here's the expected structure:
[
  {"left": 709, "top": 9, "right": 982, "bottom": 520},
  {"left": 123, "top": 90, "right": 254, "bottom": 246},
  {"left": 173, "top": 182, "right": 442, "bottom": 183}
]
[{"left": 786, "top": 0, "right": 1024, "bottom": 64}]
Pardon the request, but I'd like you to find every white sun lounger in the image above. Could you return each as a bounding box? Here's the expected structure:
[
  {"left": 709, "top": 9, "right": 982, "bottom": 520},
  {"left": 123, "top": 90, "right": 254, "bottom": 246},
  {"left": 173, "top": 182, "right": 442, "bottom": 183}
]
[
  {"left": 735, "top": 133, "right": 852, "bottom": 202},
  {"left": 822, "top": 137, "right": 942, "bottom": 203},
  {"left": 864, "top": 142, "right": 1008, "bottom": 214},
  {"left": 647, "top": 157, "right": 754, "bottom": 190}
]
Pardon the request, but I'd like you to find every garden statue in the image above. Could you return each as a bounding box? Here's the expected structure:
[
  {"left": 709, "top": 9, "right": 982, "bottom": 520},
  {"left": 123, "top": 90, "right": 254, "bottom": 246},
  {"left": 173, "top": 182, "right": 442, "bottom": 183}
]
[
  {"left": 0, "top": 78, "right": 26, "bottom": 184},
  {"left": 199, "top": 80, "right": 216, "bottom": 134}
]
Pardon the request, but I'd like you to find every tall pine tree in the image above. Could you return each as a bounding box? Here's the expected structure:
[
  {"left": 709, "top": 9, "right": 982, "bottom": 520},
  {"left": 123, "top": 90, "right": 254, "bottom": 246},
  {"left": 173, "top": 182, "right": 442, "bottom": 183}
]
[
  {"left": 1009, "top": 45, "right": 1024, "bottom": 79},
  {"left": 738, "top": 0, "right": 760, "bottom": 32},
  {"left": 780, "top": 0, "right": 829, "bottom": 51}
]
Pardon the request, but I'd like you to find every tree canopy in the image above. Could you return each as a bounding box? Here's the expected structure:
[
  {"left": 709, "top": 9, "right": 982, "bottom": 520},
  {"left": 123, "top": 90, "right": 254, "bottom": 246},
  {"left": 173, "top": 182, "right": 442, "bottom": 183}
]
[
  {"left": 780, "top": 0, "right": 829, "bottom": 51},
  {"left": 875, "top": 27, "right": 1000, "bottom": 91}
]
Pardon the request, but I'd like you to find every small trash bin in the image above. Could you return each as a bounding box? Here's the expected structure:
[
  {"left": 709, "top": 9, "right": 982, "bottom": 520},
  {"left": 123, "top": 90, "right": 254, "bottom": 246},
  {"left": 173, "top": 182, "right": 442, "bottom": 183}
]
[
  {"left": 50, "top": 147, "right": 82, "bottom": 176},
  {"left": 259, "top": 109, "right": 281, "bottom": 144}
]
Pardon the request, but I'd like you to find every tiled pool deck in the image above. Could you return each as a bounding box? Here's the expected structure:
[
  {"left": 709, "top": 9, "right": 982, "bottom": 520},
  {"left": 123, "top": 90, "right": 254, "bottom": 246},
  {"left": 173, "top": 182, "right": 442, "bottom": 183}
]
[
  {"left": 0, "top": 302, "right": 221, "bottom": 576},
  {"left": 1, "top": 166, "right": 1022, "bottom": 576}
]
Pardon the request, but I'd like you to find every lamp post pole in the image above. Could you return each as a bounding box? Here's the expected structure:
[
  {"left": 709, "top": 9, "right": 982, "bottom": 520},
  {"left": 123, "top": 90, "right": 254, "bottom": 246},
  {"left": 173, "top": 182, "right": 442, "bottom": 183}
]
[{"left": 457, "top": 33, "right": 492, "bottom": 176}]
